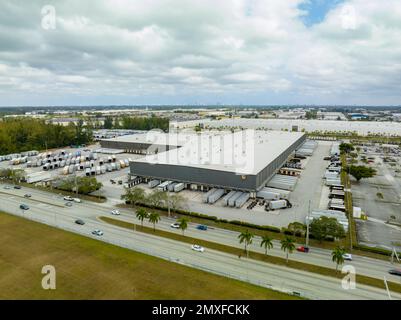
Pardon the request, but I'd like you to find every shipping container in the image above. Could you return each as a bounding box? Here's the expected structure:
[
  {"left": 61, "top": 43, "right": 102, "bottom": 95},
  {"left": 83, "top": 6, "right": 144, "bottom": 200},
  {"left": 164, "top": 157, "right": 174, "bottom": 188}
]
[
  {"left": 208, "top": 189, "right": 225, "bottom": 204},
  {"left": 168, "top": 182, "right": 178, "bottom": 192},
  {"left": 202, "top": 188, "right": 217, "bottom": 203},
  {"left": 256, "top": 190, "right": 280, "bottom": 200},
  {"left": 222, "top": 190, "right": 237, "bottom": 206},
  {"left": 228, "top": 191, "right": 243, "bottom": 207},
  {"left": 148, "top": 179, "right": 161, "bottom": 188},
  {"left": 235, "top": 193, "right": 250, "bottom": 208},
  {"left": 174, "top": 183, "right": 185, "bottom": 192},
  {"left": 158, "top": 181, "right": 173, "bottom": 191},
  {"left": 269, "top": 200, "right": 288, "bottom": 210}
]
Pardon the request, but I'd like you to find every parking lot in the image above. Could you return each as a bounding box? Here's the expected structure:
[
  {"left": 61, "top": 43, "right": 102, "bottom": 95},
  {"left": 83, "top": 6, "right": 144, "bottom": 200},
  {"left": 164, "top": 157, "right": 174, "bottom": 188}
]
[{"left": 352, "top": 149, "right": 401, "bottom": 251}]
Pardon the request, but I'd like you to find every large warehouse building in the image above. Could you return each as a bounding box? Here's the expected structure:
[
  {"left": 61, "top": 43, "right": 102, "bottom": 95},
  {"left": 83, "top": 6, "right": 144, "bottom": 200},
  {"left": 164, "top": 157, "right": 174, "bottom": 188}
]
[{"left": 100, "top": 130, "right": 306, "bottom": 193}]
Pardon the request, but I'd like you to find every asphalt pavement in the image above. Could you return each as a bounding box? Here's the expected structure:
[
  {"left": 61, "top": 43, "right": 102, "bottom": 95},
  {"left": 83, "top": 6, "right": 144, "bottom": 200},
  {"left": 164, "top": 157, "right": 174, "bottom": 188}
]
[{"left": 0, "top": 185, "right": 400, "bottom": 300}]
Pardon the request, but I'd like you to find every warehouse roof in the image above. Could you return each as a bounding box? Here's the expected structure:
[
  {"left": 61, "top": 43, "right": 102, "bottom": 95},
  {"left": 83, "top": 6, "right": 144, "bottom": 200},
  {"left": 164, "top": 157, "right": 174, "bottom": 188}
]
[{"left": 132, "top": 130, "right": 305, "bottom": 175}]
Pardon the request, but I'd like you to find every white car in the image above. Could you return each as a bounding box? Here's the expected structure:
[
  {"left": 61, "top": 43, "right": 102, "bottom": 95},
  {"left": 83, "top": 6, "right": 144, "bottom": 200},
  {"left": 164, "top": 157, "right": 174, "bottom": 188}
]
[
  {"left": 111, "top": 209, "right": 120, "bottom": 215},
  {"left": 92, "top": 229, "right": 104, "bottom": 236},
  {"left": 64, "top": 196, "right": 73, "bottom": 201},
  {"left": 191, "top": 245, "right": 205, "bottom": 252},
  {"left": 73, "top": 198, "right": 81, "bottom": 203},
  {"left": 170, "top": 222, "right": 180, "bottom": 229},
  {"left": 343, "top": 253, "right": 353, "bottom": 261}
]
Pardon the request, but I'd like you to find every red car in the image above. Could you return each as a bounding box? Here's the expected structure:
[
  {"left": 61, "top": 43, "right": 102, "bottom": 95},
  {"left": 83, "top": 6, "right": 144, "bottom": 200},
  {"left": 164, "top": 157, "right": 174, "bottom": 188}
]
[{"left": 296, "top": 246, "right": 310, "bottom": 253}]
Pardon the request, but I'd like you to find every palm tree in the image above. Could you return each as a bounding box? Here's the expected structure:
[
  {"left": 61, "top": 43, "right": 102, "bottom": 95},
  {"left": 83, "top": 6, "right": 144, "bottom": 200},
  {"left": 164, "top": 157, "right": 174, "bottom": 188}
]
[
  {"left": 332, "top": 246, "right": 346, "bottom": 272},
  {"left": 135, "top": 208, "right": 148, "bottom": 227},
  {"left": 260, "top": 235, "right": 273, "bottom": 255},
  {"left": 178, "top": 217, "right": 188, "bottom": 236},
  {"left": 148, "top": 212, "right": 160, "bottom": 232},
  {"left": 280, "top": 237, "right": 295, "bottom": 263},
  {"left": 238, "top": 230, "right": 254, "bottom": 257}
]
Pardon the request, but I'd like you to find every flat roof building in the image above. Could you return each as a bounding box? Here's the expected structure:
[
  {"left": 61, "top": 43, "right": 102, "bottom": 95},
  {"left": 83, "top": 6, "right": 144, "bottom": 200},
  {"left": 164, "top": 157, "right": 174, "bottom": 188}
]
[{"left": 100, "top": 130, "right": 306, "bottom": 192}]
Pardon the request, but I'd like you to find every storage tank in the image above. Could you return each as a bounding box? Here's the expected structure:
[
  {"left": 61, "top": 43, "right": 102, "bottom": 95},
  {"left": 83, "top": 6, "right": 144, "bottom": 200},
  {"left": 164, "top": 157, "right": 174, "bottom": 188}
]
[
  {"left": 106, "top": 164, "right": 112, "bottom": 172},
  {"left": 112, "top": 155, "right": 116, "bottom": 162},
  {"left": 100, "top": 165, "right": 106, "bottom": 174},
  {"left": 119, "top": 160, "right": 125, "bottom": 168},
  {"left": 124, "top": 159, "right": 129, "bottom": 167},
  {"left": 68, "top": 165, "right": 74, "bottom": 174},
  {"left": 116, "top": 162, "right": 121, "bottom": 170},
  {"left": 85, "top": 168, "right": 91, "bottom": 176},
  {"left": 96, "top": 166, "right": 101, "bottom": 175},
  {"left": 111, "top": 163, "right": 117, "bottom": 171},
  {"left": 63, "top": 166, "right": 69, "bottom": 175}
]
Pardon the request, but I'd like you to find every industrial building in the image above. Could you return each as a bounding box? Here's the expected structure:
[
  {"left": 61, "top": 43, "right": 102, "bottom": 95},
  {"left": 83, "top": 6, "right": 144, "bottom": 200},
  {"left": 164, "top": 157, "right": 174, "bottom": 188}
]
[{"left": 100, "top": 130, "right": 306, "bottom": 194}]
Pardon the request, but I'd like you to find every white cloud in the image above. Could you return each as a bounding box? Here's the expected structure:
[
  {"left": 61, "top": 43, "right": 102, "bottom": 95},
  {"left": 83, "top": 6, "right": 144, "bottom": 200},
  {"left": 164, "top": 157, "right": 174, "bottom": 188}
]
[{"left": 0, "top": 0, "right": 400, "bottom": 105}]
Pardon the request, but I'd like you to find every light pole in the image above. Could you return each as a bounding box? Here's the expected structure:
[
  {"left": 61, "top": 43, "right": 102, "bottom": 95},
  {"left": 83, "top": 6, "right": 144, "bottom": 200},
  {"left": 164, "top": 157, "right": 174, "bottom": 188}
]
[
  {"left": 167, "top": 190, "right": 171, "bottom": 218},
  {"left": 306, "top": 200, "right": 311, "bottom": 247}
]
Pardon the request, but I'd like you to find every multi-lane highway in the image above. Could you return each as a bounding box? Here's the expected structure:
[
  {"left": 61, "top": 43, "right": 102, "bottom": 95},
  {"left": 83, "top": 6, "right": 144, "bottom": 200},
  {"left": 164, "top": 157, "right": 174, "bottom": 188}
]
[{"left": 0, "top": 185, "right": 400, "bottom": 300}]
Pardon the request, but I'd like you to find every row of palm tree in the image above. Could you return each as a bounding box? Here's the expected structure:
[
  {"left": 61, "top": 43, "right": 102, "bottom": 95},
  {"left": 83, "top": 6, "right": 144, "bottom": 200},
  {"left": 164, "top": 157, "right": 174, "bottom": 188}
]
[
  {"left": 135, "top": 207, "right": 189, "bottom": 235},
  {"left": 134, "top": 208, "right": 347, "bottom": 271},
  {"left": 237, "top": 231, "right": 296, "bottom": 263},
  {"left": 135, "top": 208, "right": 160, "bottom": 231},
  {"left": 238, "top": 230, "right": 348, "bottom": 270}
]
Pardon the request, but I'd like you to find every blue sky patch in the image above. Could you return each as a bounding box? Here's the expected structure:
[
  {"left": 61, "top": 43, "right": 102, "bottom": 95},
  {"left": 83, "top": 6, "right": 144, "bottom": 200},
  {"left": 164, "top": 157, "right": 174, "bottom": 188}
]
[{"left": 299, "top": 0, "right": 345, "bottom": 26}]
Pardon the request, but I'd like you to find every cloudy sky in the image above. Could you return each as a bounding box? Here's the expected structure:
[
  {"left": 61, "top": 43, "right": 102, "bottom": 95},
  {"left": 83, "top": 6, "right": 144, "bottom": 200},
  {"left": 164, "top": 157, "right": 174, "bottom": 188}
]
[{"left": 0, "top": 0, "right": 401, "bottom": 106}]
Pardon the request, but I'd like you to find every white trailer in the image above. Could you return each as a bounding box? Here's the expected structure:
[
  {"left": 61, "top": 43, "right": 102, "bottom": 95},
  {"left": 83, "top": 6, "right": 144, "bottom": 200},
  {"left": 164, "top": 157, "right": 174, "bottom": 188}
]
[
  {"left": 148, "top": 179, "right": 161, "bottom": 188},
  {"left": 268, "top": 200, "right": 288, "bottom": 210},
  {"left": 174, "top": 183, "right": 185, "bottom": 192}
]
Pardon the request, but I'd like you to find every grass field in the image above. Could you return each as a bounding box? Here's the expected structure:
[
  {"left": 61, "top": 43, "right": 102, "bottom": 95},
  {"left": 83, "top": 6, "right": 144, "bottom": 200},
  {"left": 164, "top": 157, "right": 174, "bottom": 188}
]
[{"left": 0, "top": 211, "right": 298, "bottom": 300}]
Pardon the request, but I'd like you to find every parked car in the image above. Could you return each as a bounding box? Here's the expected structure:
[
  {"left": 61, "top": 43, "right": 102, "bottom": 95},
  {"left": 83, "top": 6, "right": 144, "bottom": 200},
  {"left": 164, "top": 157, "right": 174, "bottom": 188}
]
[
  {"left": 296, "top": 246, "right": 310, "bottom": 253},
  {"left": 343, "top": 253, "right": 353, "bottom": 261},
  {"left": 92, "top": 229, "right": 103, "bottom": 236},
  {"left": 191, "top": 244, "right": 205, "bottom": 252},
  {"left": 24, "top": 194, "right": 32, "bottom": 198},
  {"left": 388, "top": 269, "right": 401, "bottom": 276},
  {"left": 170, "top": 222, "right": 180, "bottom": 229},
  {"left": 111, "top": 209, "right": 120, "bottom": 215},
  {"left": 73, "top": 198, "right": 81, "bottom": 203},
  {"left": 75, "top": 219, "right": 85, "bottom": 225},
  {"left": 3, "top": 186, "right": 11, "bottom": 190},
  {"left": 14, "top": 185, "right": 22, "bottom": 189},
  {"left": 63, "top": 196, "right": 73, "bottom": 201},
  {"left": 196, "top": 224, "right": 208, "bottom": 231},
  {"left": 19, "top": 204, "right": 29, "bottom": 210}
]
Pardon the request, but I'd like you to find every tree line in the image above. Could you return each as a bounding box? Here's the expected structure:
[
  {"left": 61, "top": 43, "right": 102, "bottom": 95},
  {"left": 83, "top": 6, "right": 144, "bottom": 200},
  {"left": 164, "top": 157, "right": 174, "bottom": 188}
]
[
  {"left": 103, "top": 115, "right": 169, "bottom": 132},
  {"left": 0, "top": 118, "right": 92, "bottom": 155}
]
